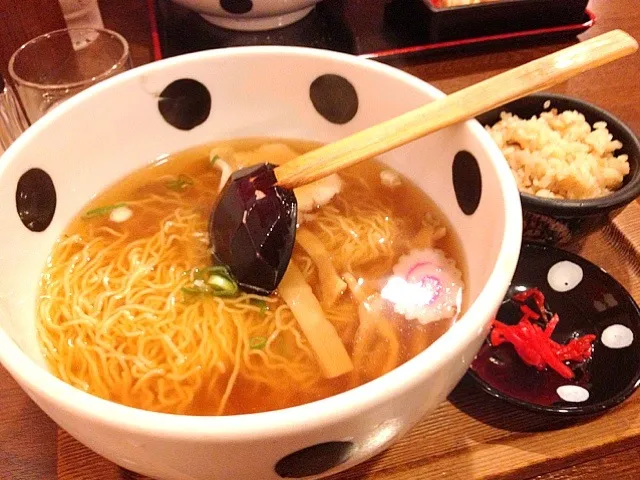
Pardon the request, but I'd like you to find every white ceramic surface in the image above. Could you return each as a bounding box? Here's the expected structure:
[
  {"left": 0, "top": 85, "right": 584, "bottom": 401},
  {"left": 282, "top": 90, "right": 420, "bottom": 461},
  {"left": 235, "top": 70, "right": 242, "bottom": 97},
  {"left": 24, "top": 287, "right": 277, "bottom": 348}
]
[
  {"left": 0, "top": 46, "right": 522, "bottom": 480},
  {"left": 172, "top": 0, "right": 322, "bottom": 30}
]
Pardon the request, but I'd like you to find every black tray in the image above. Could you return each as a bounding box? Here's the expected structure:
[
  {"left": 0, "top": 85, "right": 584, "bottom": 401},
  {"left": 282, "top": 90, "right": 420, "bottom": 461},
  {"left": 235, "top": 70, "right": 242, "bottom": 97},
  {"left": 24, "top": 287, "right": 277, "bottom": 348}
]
[{"left": 148, "top": 0, "right": 595, "bottom": 63}]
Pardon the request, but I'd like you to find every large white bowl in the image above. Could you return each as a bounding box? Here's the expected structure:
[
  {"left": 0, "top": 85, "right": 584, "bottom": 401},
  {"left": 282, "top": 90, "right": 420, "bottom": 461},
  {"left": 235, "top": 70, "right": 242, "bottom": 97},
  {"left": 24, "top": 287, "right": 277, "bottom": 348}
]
[
  {"left": 0, "top": 46, "right": 521, "bottom": 480},
  {"left": 172, "top": 0, "right": 323, "bottom": 31}
]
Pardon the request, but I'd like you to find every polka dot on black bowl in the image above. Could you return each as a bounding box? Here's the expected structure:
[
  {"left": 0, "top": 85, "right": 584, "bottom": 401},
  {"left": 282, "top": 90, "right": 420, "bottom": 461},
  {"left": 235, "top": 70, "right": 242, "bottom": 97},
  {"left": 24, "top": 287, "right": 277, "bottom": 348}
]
[
  {"left": 310, "top": 74, "right": 358, "bottom": 125},
  {"left": 274, "top": 441, "right": 354, "bottom": 478},
  {"left": 547, "top": 260, "right": 583, "bottom": 292},
  {"left": 15, "top": 168, "right": 56, "bottom": 232},
  {"left": 601, "top": 324, "right": 634, "bottom": 349},
  {"left": 452, "top": 150, "right": 482, "bottom": 215},
  {"left": 220, "top": 0, "right": 253, "bottom": 14},
  {"left": 158, "top": 79, "right": 211, "bottom": 131}
]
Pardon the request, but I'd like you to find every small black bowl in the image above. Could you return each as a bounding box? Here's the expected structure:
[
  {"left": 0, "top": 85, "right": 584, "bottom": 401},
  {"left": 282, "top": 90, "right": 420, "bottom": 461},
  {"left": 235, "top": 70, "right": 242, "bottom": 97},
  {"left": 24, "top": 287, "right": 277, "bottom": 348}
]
[
  {"left": 468, "top": 242, "right": 640, "bottom": 416},
  {"left": 476, "top": 92, "right": 640, "bottom": 246}
]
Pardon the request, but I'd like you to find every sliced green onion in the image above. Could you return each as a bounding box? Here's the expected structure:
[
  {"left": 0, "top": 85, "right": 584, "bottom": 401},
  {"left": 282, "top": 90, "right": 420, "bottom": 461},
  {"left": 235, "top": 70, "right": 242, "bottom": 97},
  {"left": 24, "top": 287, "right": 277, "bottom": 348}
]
[
  {"left": 192, "top": 265, "right": 233, "bottom": 281},
  {"left": 250, "top": 298, "right": 268, "bottom": 316},
  {"left": 83, "top": 203, "right": 128, "bottom": 219},
  {"left": 206, "top": 272, "right": 238, "bottom": 297},
  {"left": 182, "top": 265, "right": 239, "bottom": 298},
  {"left": 166, "top": 174, "right": 194, "bottom": 192},
  {"left": 181, "top": 286, "right": 204, "bottom": 295},
  {"left": 249, "top": 336, "right": 267, "bottom": 350}
]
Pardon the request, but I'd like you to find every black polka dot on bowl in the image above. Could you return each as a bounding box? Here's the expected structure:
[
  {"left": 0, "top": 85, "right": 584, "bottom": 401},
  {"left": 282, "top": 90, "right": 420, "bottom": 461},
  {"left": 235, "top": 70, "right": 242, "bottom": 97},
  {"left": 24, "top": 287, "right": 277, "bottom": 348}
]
[
  {"left": 158, "top": 79, "right": 211, "bottom": 131},
  {"left": 220, "top": 0, "right": 253, "bottom": 14},
  {"left": 274, "top": 441, "right": 354, "bottom": 478},
  {"left": 310, "top": 74, "right": 358, "bottom": 125},
  {"left": 452, "top": 150, "right": 482, "bottom": 215},
  {"left": 15, "top": 168, "right": 56, "bottom": 232}
]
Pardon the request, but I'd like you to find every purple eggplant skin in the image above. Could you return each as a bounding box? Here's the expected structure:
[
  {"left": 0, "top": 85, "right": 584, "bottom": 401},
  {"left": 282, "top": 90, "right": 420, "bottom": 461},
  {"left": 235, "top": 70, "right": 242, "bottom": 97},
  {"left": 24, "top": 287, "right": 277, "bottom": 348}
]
[{"left": 209, "top": 163, "right": 298, "bottom": 295}]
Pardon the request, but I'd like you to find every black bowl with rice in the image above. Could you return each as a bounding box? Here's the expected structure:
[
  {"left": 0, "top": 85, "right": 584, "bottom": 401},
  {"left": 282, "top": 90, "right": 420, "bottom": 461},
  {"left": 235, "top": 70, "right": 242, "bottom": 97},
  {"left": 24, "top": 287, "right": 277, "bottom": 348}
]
[{"left": 477, "top": 92, "right": 640, "bottom": 246}]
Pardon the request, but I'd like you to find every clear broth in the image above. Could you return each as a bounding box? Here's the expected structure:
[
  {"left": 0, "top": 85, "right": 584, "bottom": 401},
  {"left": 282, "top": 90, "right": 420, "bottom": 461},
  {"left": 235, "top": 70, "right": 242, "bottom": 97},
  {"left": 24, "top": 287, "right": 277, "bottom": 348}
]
[{"left": 37, "top": 138, "right": 467, "bottom": 415}]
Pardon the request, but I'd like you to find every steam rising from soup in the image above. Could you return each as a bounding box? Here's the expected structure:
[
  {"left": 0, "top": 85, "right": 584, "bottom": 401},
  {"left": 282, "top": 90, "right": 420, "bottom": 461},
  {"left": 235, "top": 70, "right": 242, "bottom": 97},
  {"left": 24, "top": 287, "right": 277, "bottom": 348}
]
[{"left": 37, "top": 139, "right": 465, "bottom": 416}]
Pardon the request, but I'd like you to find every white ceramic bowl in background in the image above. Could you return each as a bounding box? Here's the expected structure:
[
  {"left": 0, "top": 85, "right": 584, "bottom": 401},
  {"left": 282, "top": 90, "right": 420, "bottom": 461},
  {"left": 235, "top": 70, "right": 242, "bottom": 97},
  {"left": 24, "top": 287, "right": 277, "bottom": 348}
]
[
  {"left": 0, "top": 47, "right": 521, "bottom": 480},
  {"left": 172, "top": 0, "right": 323, "bottom": 31}
]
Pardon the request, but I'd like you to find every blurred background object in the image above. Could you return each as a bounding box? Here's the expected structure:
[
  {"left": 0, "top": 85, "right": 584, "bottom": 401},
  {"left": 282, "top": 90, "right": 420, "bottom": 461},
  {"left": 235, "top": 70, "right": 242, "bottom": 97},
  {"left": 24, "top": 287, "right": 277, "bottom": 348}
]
[
  {"left": 0, "top": 0, "right": 67, "bottom": 82},
  {"left": 58, "top": 0, "right": 106, "bottom": 47},
  {"left": 171, "top": 0, "right": 324, "bottom": 31}
]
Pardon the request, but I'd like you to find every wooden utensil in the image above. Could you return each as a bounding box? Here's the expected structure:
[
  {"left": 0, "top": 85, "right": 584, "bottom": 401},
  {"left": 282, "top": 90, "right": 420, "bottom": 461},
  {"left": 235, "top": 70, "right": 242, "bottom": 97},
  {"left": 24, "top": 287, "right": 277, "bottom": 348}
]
[
  {"left": 210, "top": 29, "right": 638, "bottom": 295},
  {"left": 274, "top": 29, "right": 637, "bottom": 189}
]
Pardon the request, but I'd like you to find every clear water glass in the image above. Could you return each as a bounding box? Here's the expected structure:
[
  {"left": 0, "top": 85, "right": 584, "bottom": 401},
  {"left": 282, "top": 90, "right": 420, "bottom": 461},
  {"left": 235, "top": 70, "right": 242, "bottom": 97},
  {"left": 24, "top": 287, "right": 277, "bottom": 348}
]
[
  {"left": 8, "top": 27, "right": 131, "bottom": 123},
  {"left": 0, "top": 76, "right": 30, "bottom": 152}
]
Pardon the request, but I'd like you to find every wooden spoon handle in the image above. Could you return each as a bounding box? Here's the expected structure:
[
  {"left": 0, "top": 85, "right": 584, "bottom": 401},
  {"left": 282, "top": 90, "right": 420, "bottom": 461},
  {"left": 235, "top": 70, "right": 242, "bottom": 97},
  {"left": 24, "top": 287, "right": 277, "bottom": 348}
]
[{"left": 274, "top": 29, "right": 638, "bottom": 190}]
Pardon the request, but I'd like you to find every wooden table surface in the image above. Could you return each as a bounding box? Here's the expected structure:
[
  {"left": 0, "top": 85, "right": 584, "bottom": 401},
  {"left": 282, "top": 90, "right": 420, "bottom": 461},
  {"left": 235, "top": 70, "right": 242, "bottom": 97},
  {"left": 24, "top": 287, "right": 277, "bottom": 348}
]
[{"left": 2, "top": 0, "right": 640, "bottom": 479}]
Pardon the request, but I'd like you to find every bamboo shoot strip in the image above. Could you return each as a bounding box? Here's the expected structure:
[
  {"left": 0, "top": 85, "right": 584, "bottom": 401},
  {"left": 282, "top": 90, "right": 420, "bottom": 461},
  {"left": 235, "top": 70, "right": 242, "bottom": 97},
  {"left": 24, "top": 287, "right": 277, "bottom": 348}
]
[
  {"left": 295, "top": 228, "right": 347, "bottom": 308},
  {"left": 278, "top": 262, "right": 353, "bottom": 378}
]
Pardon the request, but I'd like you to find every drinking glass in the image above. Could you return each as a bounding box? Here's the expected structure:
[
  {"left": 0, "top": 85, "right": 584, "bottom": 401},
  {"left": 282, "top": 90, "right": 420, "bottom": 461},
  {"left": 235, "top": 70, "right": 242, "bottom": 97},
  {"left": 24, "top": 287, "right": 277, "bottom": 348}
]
[
  {"left": 8, "top": 27, "right": 131, "bottom": 123},
  {"left": 0, "top": 76, "right": 30, "bottom": 152}
]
